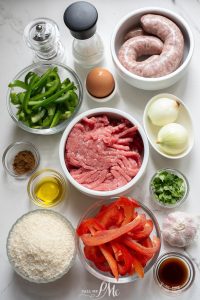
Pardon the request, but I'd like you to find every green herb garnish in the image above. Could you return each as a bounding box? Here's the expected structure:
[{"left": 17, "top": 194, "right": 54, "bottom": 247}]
[{"left": 151, "top": 170, "right": 186, "bottom": 205}]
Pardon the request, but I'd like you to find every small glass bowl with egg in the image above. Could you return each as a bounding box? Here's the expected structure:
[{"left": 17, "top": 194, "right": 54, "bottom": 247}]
[
  {"left": 85, "top": 67, "right": 117, "bottom": 102},
  {"left": 27, "top": 168, "right": 67, "bottom": 208}
]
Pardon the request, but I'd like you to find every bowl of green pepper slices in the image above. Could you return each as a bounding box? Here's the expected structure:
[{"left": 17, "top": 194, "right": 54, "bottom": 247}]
[{"left": 7, "top": 62, "right": 83, "bottom": 135}]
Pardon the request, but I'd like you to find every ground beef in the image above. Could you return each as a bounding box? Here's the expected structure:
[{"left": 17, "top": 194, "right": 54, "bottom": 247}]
[{"left": 65, "top": 115, "right": 144, "bottom": 191}]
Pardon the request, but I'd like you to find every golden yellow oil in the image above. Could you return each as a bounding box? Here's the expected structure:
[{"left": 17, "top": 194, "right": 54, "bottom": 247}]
[{"left": 34, "top": 176, "right": 64, "bottom": 207}]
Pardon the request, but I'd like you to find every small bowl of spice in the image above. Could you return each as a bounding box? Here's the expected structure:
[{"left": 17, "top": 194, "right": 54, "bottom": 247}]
[
  {"left": 27, "top": 168, "right": 67, "bottom": 208},
  {"left": 85, "top": 67, "right": 116, "bottom": 102},
  {"left": 153, "top": 252, "right": 195, "bottom": 294},
  {"left": 2, "top": 141, "right": 40, "bottom": 179},
  {"left": 150, "top": 168, "right": 189, "bottom": 208}
]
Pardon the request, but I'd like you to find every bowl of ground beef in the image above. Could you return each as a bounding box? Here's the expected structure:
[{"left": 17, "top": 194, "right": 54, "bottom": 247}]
[{"left": 59, "top": 108, "right": 149, "bottom": 198}]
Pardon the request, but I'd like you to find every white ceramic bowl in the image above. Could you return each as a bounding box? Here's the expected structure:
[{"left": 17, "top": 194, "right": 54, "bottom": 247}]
[
  {"left": 111, "top": 7, "right": 194, "bottom": 90},
  {"left": 143, "top": 93, "right": 194, "bottom": 159},
  {"left": 59, "top": 108, "right": 149, "bottom": 198}
]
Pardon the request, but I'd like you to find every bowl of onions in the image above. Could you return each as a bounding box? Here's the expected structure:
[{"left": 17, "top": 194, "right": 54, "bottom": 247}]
[{"left": 143, "top": 93, "right": 194, "bottom": 159}]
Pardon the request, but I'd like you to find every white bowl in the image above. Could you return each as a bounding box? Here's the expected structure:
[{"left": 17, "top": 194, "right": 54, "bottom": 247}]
[
  {"left": 59, "top": 108, "right": 149, "bottom": 198},
  {"left": 143, "top": 93, "right": 194, "bottom": 159},
  {"left": 111, "top": 7, "right": 194, "bottom": 90}
]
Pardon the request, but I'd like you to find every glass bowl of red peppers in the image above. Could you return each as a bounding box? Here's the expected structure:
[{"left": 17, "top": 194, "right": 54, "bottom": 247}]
[{"left": 76, "top": 196, "right": 161, "bottom": 283}]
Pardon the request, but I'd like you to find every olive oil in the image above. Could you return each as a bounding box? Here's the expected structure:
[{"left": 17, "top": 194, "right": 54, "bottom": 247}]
[
  {"left": 35, "top": 176, "right": 64, "bottom": 207},
  {"left": 157, "top": 257, "right": 189, "bottom": 289}
]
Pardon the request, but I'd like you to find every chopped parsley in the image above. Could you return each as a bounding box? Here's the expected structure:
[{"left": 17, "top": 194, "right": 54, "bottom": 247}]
[{"left": 151, "top": 170, "right": 186, "bottom": 205}]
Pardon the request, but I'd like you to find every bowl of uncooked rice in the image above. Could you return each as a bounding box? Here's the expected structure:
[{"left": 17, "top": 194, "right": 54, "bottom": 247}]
[{"left": 6, "top": 209, "right": 76, "bottom": 283}]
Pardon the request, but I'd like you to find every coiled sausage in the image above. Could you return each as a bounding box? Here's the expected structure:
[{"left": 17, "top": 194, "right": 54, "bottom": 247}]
[
  {"left": 118, "top": 14, "right": 184, "bottom": 78},
  {"left": 140, "top": 14, "right": 184, "bottom": 77},
  {"left": 124, "top": 27, "right": 145, "bottom": 41},
  {"left": 118, "top": 35, "right": 164, "bottom": 76}
]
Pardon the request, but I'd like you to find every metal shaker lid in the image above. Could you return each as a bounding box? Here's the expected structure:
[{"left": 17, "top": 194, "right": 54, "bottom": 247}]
[{"left": 63, "top": 1, "right": 98, "bottom": 40}]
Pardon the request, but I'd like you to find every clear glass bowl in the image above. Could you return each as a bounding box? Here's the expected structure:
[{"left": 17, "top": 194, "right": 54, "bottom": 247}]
[
  {"left": 2, "top": 141, "right": 40, "bottom": 179},
  {"left": 153, "top": 252, "right": 195, "bottom": 294},
  {"left": 7, "top": 62, "right": 83, "bottom": 135},
  {"left": 27, "top": 168, "right": 67, "bottom": 208},
  {"left": 6, "top": 209, "right": 76, "bottom": 283},
  {"left": 76, "top": 197, "right": 161, "bottom": 283},
  {"left": 150, "top": 168, "right": 189, "bottom": 209}
]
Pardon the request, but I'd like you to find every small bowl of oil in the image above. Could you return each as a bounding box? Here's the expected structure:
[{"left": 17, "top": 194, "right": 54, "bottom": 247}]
[{"left": 27, "top": 169, "right": 67, "bottom": 208}]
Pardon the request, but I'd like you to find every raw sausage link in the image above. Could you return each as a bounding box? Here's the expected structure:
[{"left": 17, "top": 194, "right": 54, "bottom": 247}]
[
  {"left": 124, "top": 27, "right": 145, "bottom": 41},
  {"left": 140, "top": 14, "right": 184, "bottom": 77},
  {"left": 118, "top": 36, "right": 164, "bottom": 76},
  {"left": 118, "top": 14, "right": 184, "bottom": 78}
]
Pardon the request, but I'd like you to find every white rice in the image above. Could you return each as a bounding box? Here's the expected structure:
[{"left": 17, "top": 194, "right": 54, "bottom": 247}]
[{"left": 7, "top": 210, "right": 75, "bottom": 282}]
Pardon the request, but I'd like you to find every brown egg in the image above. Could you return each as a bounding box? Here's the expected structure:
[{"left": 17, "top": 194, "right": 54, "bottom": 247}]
[{"left": 86, "top": 67, "right": 115, "bottom": 98}]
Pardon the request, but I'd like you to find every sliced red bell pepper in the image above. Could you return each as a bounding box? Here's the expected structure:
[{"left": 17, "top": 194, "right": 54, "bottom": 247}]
[
  {"left": 128, "top": 220, "right": 153, "bottom": 240},
  {"left": 99, "top": 204, "right": 108, "bottom": 213},
  {"left": 111, "top": 242, "right": 133, "bottom": 275},
  {"left": 76, "top": 218, "right": 104, "bottom": 236},
  {"left": 129, "top": 263, "right": 135, "bottom": 275},
  {"left": 114, "top": 196, "right": 135, "bottom": 225},
  {"left": 128, "top": 197, "right": 141, "bottom": 208},
  {"left": 113, "top": 196, "right": 140, "bottom": 225},
  {"left": 99, "top": 244, "right": 119, "bottom": 280},
  {"left": 95, "top": 261, "right": 111, "bottom": 273},
  {"left": 80, "top": 215, "right": 143, "bottom": 246},
  {"left": 128, "top": 213, "right": 146, "bottom": 234},
  {"left": 84, "top": 245, "right": 105, "bottom": 264},
  {"left": 133, "top": 252, "right": 150, "bottom": 267},
  {"left": 130, "top": 255, "right": 144, "bottom": 278},
  {"left": 96, "top": 205, "right": 124, "bottom": 228},
  {"left": 141, "top": 237, "right": 153, "bottom": 248},
  {"left": 123, "top": 236, "right": 161, "bottom": 259}
]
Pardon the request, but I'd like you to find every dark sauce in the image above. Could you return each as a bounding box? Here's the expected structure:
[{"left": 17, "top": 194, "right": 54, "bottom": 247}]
[{"left": 158, "top": 257, "right": 189, "bottom": 289}]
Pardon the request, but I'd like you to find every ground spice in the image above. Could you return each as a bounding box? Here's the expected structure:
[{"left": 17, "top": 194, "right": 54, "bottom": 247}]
[{"left": 13, "top": 150, "right": 35, "bottom": 175}]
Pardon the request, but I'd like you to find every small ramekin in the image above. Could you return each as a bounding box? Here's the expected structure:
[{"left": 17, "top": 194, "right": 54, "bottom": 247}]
[
  {"left": 27, "top": 168, "right": 67, "bottom": 208},
  {"left": 153, "top": 252, "right": 195, "bottom": 294},
  {"left": 150, "top": 168, "right": 189, "bottom": 209},
  {"left": 2, "top": 141, "right": 40, "bottom": 179}
]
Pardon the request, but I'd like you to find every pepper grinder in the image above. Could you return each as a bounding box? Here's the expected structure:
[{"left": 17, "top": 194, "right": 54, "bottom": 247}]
[
  {"left": 63, "top": 1, "right": 104, "bottom": 68},
  {"left": 24, "top": 18, "right": 65, "bottom": 63}
]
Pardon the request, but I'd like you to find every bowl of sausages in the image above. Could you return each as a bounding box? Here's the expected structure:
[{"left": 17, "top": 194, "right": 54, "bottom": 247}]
[{"left": 111, "top": 7, "right": 194, "bottom": 90}]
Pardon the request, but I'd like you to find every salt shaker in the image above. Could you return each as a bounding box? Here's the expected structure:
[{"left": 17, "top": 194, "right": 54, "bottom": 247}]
[
  {"left": 24, "top": 18, "right": 65, "bottom": 63},
  {"left": 63, "top": 1, "right": 104, "bottom": 68}
]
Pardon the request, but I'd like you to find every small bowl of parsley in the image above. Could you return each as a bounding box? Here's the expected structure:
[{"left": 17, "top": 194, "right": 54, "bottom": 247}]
[{"left": 150, "top": 168, "right": 189, "bottom": 208}]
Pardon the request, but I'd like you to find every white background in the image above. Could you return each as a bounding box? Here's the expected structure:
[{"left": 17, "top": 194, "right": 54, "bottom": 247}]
[{"left": 0, "top": 0, "right": 200, "bottom": 299}]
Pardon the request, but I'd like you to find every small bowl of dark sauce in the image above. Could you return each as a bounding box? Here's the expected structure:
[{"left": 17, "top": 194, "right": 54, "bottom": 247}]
[{"left": 153, "top": 252, "right": 195, "bottom": 294}]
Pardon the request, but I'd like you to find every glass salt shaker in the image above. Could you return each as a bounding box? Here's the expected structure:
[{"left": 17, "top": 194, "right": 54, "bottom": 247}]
[
  {"left": 24, "top": 18, "right": 65, "bottom": 63},
  {"left": 63, "top": 1, "right": 104, "bottom": 68}
]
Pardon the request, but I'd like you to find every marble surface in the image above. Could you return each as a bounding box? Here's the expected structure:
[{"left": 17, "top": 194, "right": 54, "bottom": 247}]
[{"left": 0, "top": 0, "right": 200, "bottom": 299}]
